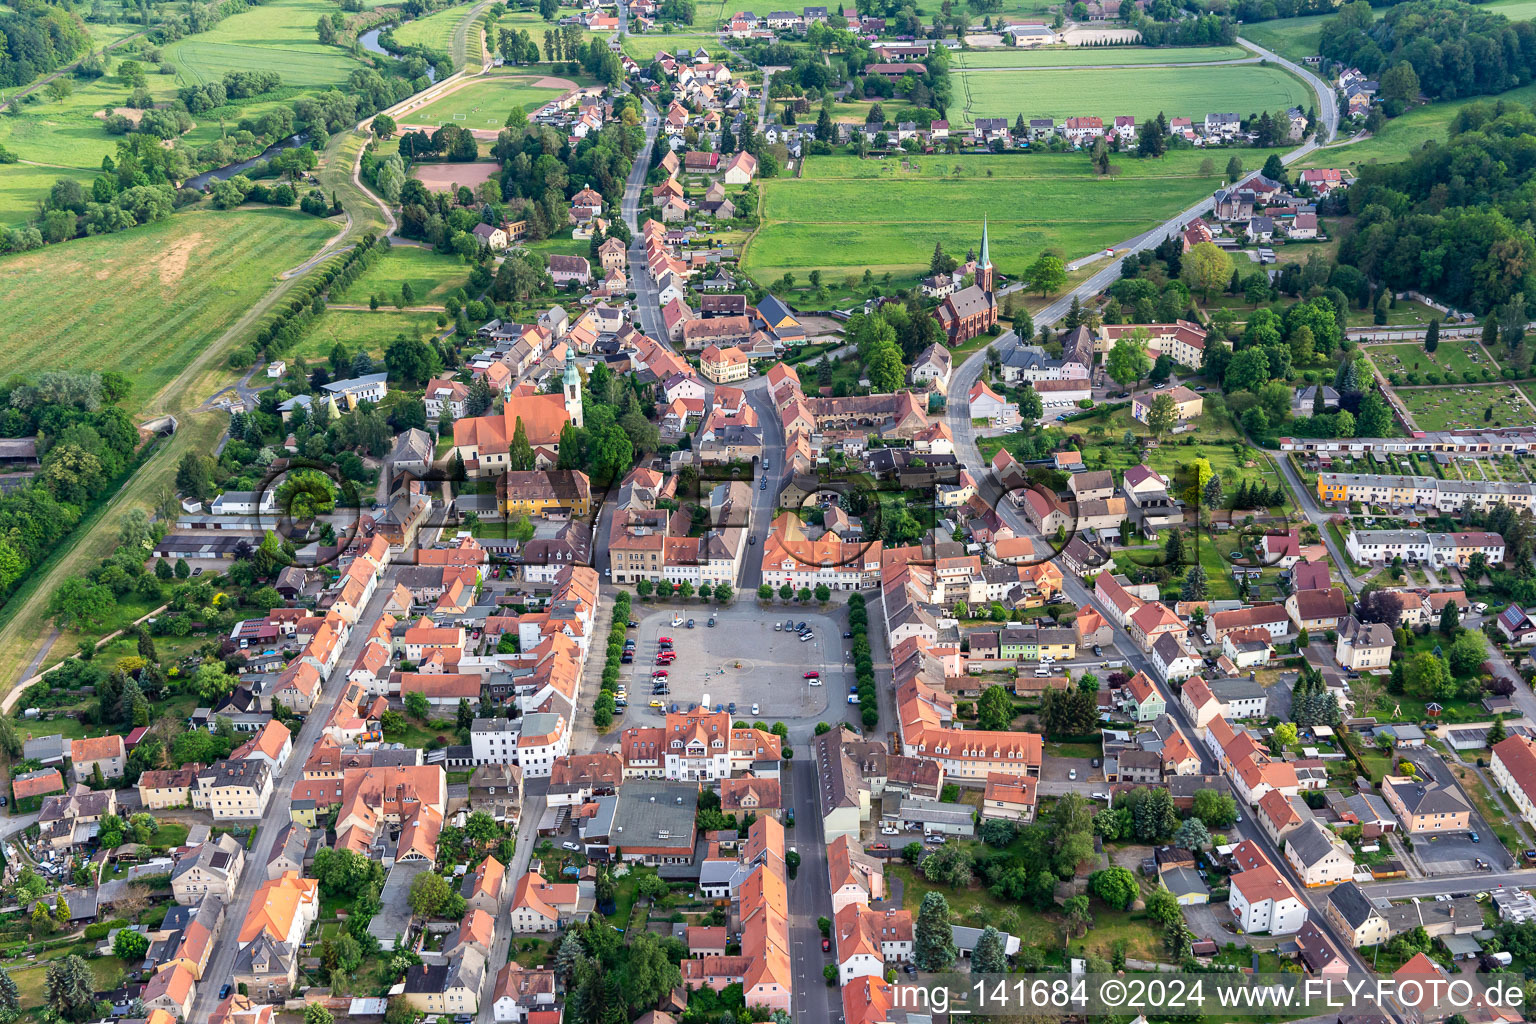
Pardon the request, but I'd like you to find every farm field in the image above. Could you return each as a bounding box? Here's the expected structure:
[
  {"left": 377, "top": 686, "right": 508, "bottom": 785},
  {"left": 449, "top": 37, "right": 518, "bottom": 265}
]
[
  {"left": 1365, "top": 341, "right": 1497, "bottom": 381},
  {"left": 747, "top": 150, "right": 1287, "bottom": 283},
  {"left": 1304, "top": 82, "right": 1536, "bottom": 171},
  {"left": 621, "top": 31, "right": 721, "bottom": 60},
  {"left": 1237, "top": 14, "right": 1335, "bottom": 64},
  {"left": 166, "top": 0, "right": 361, "bottom": 88},
  {"left": 293, "top": 309, "right": 446, "bottom": 361},
  {"left": 1397, "top": 384, "right": 1529, "bottom": 431},
  {"left": 1487, "top": 0, "right": 1536, "bottom": 18},
  {"left": 954, "top": 63, "right": 1314, "bottom": 124},
  {"left": 955, "top": 45, "right": 1249, "bottom": 67},
  {"left": 329, "top": 246, "right": 474, "bottom": 305},
  {"left": 405, "top": 73, "right": 576, "bottom": 128},
  {"left": 0, "top": 69, "right": 156, "bottom": 174},
  {"left": 0, "top": 209, "right": 338, "bottom": 413},
  {"left": 392, "top": 2, "right": 475, "bottom": 54}
]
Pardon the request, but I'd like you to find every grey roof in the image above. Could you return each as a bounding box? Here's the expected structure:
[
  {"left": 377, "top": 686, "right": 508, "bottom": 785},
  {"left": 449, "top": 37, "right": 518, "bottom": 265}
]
[
  {"left": 1207, "top": 676, "right": 1269, "bottom": 702},
  {"left": 23, "top": 734, "right": 69, "bottom": 763},
  {"left": 322, "top": 372, "right": 389, "bottom": 394},
  {"left": 611, "top": 780, "right": 698, "bottom": 850},
  {"left": 898, "top": 798, "right": 974, "bottom": 827},
  {"left": 1153, "top": 633, "right": 1191, "bottom": 664},
  {"left": 170, "top": 833, "right": 243, "bottom": 883},
  {"left": 1160, "top": 865, "right": 1209, "bottom": 898},
  {"left": 1327, "top": 880, "right": 1380, "bottom": 929},
  {"left": 1285, "top": 819, "right": 1347, "bottom": 869},
  {"left": 1384, "top": 777, "right": 1470, "bottom": 817}
]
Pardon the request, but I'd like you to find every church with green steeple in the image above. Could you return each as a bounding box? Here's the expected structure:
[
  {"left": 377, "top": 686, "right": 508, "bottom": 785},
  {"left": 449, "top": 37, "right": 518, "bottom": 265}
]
[{"left": 935, "top": 218, "right": 998, "bottom": 344}]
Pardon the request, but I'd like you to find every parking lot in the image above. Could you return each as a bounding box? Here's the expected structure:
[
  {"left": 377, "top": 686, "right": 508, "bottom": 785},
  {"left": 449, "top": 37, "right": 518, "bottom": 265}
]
[{"left": 619, "top": 604, "right": 849, "bottom": 722}]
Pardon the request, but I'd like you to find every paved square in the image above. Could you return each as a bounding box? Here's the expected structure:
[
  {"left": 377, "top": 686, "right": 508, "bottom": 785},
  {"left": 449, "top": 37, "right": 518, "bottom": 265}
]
[{"left": 623, "top": 604, "right": 849, "bottom": 722}]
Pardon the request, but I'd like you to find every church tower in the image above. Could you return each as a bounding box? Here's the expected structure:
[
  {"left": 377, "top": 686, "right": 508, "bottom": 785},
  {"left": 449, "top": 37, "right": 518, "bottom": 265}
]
[
  {"left": 563, "top": 351, "right": 584, "bottom": 431},
  {"left": 977, "top": 216, "right": 995, "bottom": 293}
]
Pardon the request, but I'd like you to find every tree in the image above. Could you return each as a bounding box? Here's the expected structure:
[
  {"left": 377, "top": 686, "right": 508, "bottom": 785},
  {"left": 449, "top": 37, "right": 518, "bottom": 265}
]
[
  {"left": 1358, "top": 393, "right": 1392, "bottom": 437},
  {"left": 1224, "top": 346, "right": 1271, "bottom": 393},
  {"left": 1192, "top": 788, "right": 1237, "bottom": 827},
  {"left": 1025, "top": 253, "right": 1067, "bottom": 296},
  {"left": 1439, "top": 599, "right": 1460, "bottom": 636},
  {"left": 1404, "top": 650, "right": 1454, "bottom": 700},
  {"left": 0, "top": 966, "right": 17, "bottom": 1016},
  {"left": 976, "top": 685, "right": 1014, "bottom": 731},
  {"left": 408, "top": 871, "right": 452, "bottom": 917},
  {"left": 44, "top": 955, "right": 96, "bottom": 1022},
  {"left": 307, "top": 1004, "right": 336, "bottom": 1024},
  {"left": 113, "top": 927, "right": 149, "bottom": 961},
  {"left": 1447, "top": 629, "right": 1487, "bottom": 677},
  {"left": 373, "top": 114, "right": 396, "bottom": 139},
  {"left": 758, "top": 584, "right": 773, "bottom": 602},
  {"left": 405, "top": 690, "right": 430, "bottom": 720},
  {"left": 971, "top": 925, "right": 1008, "bottom": 973},
  {"left": 48, "top": 576, "right": 113, "bottom": 631},
  {"left": 1226, "top": 155, "right": 1244, "bottom": 181},
  {"left": 1088, "top": 866, "right": 1138, "bottom": 910},
  {"left": 1180, "top": 563, "right": 1208, "bottom": 601},
  {"left": 1144, "top": 885, "right": 1182, "bottom": 927},
  {"left": 1174, "top": 817, "right": 1211, "bottom": 849},
  {"left": 914, "top": 891, "right": 958, "bottom": 971},
  {"left": 1180, "top": 241, "right": 1233, "bottom": 303},
  {"left": 1106, "top": 330, "right": 1151, "bottom": 389},
  {"left": 1145, "top": 392, "right": 1177, "bottom": 439},
  {"left": 1380, "top": 60, "right": 1420, "bottom": 104},
  {"left": 1489, "top": 715, "right": 1508, "bottom": 746},
  {"left": 1424, "top": 317, "right": 1439, "bottom": 353}
]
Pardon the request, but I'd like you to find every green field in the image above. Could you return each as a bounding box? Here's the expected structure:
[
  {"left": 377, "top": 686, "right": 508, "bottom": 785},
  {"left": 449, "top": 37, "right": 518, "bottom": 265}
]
[
  {"left": 1367, "top": 341, "right": 1497, "bottom": 380},
  {"left": 0, "top": 165, "right": 95, "bottom": 228},
  {"left": 405, "top": 74, "right": 575, "bottom": 127},
  {"left": 1397, "top": 384, "right": 1530, "bottom": 431},
  {"left": 392, "top": 3, "right": 475, "bottom": 53},
  {"left": 293, "top": 309, "right": 447, "bottom": 361},
  {"left": 166, "top": 0, "right": 361, "bottom": 88},
  {"left": 1238, "top": 14, "right": 1335, "bottom": 64},
  {"left": 330, "top": 246, "right": 474, "bottom": 305},
  {"left": 1305, "top": 81, "right": 1536, "bottom": 171},
  {"left": 955, "top": 45, "right": 1249, "bottom": 67},
  {"left": 620, "top": 31, "right": 721, "bottom": 60},
  {"left": 747, "top": 150, "right": 1284, "bottom": 282},
  {"left": 954, "top": 63, "right": 1314, "bottom": 125},
  {"left": 1487, "top": 0, "right": 1536, "bottom": 18},
  {"left": 0, "top": 209, "right": 338, "bottom": 412}
]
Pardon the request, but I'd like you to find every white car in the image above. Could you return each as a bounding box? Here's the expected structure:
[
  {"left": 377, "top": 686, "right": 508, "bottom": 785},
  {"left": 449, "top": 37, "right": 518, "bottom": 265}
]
[
  {"left": 807, "top": 677, "right": 822, "bottom": 686},
  {"left": 1069, "top": 769, "right": 1078, "bottom": 780},
  {"left": 751, "top": 703, "right": 760, "bottom": 715}
]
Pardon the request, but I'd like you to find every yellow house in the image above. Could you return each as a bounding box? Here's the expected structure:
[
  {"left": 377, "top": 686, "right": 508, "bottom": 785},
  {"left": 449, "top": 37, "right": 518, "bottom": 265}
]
[
  {"left": 496, "top": 470, "right": 593, "bottom": 517},
  {"left": 1036, "top": 629, "right": 1078, "bottom": 661},
  {"left": 1317, "top": 476, "right": 1349, "bottom": 503},
  {"left": 700, "top": 344, "right": 750, "bottom": 384},
  {"left": 289, "top": 800, "right": 320, "bottom": 828}
]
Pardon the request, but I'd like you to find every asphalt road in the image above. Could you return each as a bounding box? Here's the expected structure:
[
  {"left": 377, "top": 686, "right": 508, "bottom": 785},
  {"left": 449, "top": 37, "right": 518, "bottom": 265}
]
[
  {"left": 183, "top": 571, "right": 401, "bottom": 1022},
  {"left": 786, "top": 758, "right": 835, "bottom": 1024}
]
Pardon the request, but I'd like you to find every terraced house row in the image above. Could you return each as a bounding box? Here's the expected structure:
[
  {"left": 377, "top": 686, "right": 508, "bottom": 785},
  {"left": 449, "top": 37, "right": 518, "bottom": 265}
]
[
  {"left": 1317, "top": 472, "right": 1536, "bottom": 513},
  {"left": 1283, "top": 426, "right": 1536, "bottom": 457}
]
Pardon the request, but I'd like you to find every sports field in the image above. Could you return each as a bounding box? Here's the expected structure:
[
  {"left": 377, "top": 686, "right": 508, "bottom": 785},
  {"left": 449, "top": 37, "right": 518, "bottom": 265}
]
[
  {"left": 329, "top": 246, "right": 474, "bottom": 305},
  {"left": 1304, "top": 81, "right": 1536, "bottom": 171},
  {"left": 955, "top": 45, "right": 1248, "bottom": 68},
  {"left": 0, "top": 209, "right": 338, "bottom": 412},
  {"left": 621, "top": 31, "right": 720, "bottom": 60},
  {"left": 1237, "top": 14, "right": 1334, "bottom": 64},
  {"left": 745, "top": 150, "right": 1287, "bottom": 284},
  {"left": 405, "top": 74, "right": 576, "bottom": 127},
  {"left": 954, "top": 63, "right": 1314, "bottom": 124},
  {"left": 166, "top": 0, "right": 360, "bottom": 88}
]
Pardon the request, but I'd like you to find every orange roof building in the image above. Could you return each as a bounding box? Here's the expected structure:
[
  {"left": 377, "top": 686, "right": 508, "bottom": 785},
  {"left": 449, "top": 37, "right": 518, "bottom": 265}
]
[{"left": 239, "top": 872, "right": 318, "bottom": 946}]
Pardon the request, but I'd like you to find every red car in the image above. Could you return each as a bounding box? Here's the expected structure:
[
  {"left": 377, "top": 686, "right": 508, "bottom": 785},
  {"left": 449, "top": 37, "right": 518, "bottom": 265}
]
[
  {"left": 804, "top": 671, "right": 820, "bottom": 679},
  {"left": 821, "top": 938, "right": 831, "bottom": 952},
  {"left": 658, "top": 636, "right": 673, "bottom": 644},
  {"left": 653, "top": 670, "right": 669, "bottom": 678}
]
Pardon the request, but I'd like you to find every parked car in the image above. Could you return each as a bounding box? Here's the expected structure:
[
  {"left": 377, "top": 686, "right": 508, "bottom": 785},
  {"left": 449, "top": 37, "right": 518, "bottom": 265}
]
[
  {"left": 650, "top": 700, "right": 665, "bottom": 708},
  {"left": 775, "top": 622, "right": 783, "bottom": 631},
  {"left": 847, "top": 694, "right": 859, "bottom": 704},
  {"left": 687, "top": 619, "right": 695, "bottom": 628},
  {"left": 1069, "top": 769, "right": 1078, "bottom": 780},
  {"left": 804, "top": 671, "right": 820, "bottom": 679},
  {"left": 653, "top": 670, "right": 669, "bottom": 678},
  {"left": 751, "top": 703, "right": 760, "bottom": 714},
  {"left": 728, "top": 701, "right": 736, "bottom": 713},
  {"left": 1471, "top": 831, "right": 1482, "bottom": 843},
  {"left": 658, "top": 636, "right": 673, "bottom": 644},
  {"left": 822, "top": 937, "right": 831, "bottom": 952}
]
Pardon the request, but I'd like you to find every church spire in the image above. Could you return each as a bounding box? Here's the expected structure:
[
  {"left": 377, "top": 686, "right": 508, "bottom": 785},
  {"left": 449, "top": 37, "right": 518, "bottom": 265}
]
[
  {"left": 980, "top": 216, "right": 992, "bottom": 269},
  {"left": 977, "top": 217, "right": 994, "bottom": 294}
]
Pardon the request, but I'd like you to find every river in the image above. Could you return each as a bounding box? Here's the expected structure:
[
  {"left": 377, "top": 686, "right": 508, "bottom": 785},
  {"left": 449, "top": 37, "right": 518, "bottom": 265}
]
[
  {"left": 360, "top": 25, "right": 438, "bottom": 81},
  {"left": 185, "top": 134, "right": 309, "bottom": 191}
]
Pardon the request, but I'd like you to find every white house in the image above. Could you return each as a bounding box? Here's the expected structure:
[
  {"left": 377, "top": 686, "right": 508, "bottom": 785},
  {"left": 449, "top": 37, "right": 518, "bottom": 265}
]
[{"left": 1228, "top": 858, "right": 1307, "bottom": 934}]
